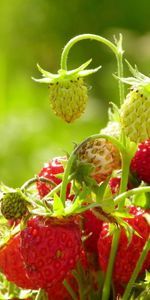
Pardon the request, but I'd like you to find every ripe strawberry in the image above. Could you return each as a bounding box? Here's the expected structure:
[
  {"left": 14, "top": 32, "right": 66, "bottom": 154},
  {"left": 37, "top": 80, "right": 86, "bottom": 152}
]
[
  {"left": 98, "top": 206, "right": 150, "bottom": 285},
  {"left": 120, "top": 65, "right": 150, "bottom": 143},
  {"left": 37, "top": 156, "right": 72, "bottom": 199},
  {"left": 45, "top": 249, "right": 87, "bottom": 300},
  {"left": 21, "top": 216, "right": 82, "bottom": 289},
  {"left": 33, "top": 60, "right": 101, "bottom": 123},
  {"left": 130, "top": 139, "right": 150, "bottom": 184},
  {"left": 109, "top": 177, "right": 121, "bottom": 194},
  {"left": 109, "top": 177, "right": 133, "bottom": 195},
  {"left": 0, "top": 233, "right": 37, "bottom": 289},
  {"left": 1, "top": 190, "right": 28, "bottom": 220},
  {"left": 76, "top": 138, "right": 121, "bottom": 183},
  {"left": 45, "top": 280, "right": 72, "bottom": 300},
  {"left": 83, "top": 209, "right": 103, "bottom": 253}
]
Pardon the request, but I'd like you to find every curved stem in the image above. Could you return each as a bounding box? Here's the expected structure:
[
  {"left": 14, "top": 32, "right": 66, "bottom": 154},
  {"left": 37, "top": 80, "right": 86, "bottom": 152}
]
[
  {"left": 21, "top": 176, "right": 56, "bottom": 191},
  {"left": 122, "top": 236, "right": 150, "bottom": 300},
  {"left": 61, "top": 34, "right": 118, "bottom": 69},
  {"left": 114, "top": 186, "right": 150, "bottom": 205},
  {"left": 61, "top": 33, "right": 125, "bottom": 106}
]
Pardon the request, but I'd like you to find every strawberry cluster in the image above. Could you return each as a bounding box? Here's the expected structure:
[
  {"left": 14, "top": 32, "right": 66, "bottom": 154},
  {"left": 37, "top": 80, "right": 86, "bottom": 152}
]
[
  {"left": 0, "top": 138, "right": 150, "bottom": 300},
  {"left": 1, "top": 34, "right": 150, "bottom": 300}
]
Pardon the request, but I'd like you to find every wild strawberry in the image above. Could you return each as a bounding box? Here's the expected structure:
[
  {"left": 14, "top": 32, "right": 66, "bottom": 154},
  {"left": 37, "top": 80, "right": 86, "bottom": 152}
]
[
  {"left": 21, "top": 216, "right": 82, "bottom": 289},
  {"left": 130, "top": 139, "right": 150, "bottom": 184},
  {"left": 0, "top": 233, "right": 37, "bottom": 289},
  {"left": 109, "top": 177, "right": 133, "bottom": 195},
  {"left": 120, "top": 64, "right": 150, "bottom": 143},
  {"left": 36, "top": 156, "right": 72, "bottom": 199},
  {"left": 109, "top": 177, "right": 122, "bottom": 194},
  {"left": 1, "top": 190, "right": 28, "bottom": 220},
  {"left": 83, "top": 209, "right": 103, "bottom": 253},
  {"left": 33, "top": 60, "right": 101, "bottom": 123},
  {"left": 98, "top": 206, "right": 150, "bottom": 285},
  {"left": 76, "top": 137, "right": 121, "bottom": 183},
  {"left": 45, "top": 249, "right": 87, "bottom": 300},
  {"left": 45, "top": 280, "right": 72, "bottom": 300}
]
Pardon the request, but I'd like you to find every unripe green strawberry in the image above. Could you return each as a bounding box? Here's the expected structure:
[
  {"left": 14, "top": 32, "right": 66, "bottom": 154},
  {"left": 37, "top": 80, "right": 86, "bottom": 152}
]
[
  {"left": 33, "top": 59, "right": 101, "bottom": 123},
  {"left": 76, "top": 137, "right": 121, "bottom": 183},
  {"left": 120, "top": 63, "right": 150, "bottom": 143},
  {"left": 49, "top": 78, "right": 88, "bottom": 123},
  {"left": 1, "top": 190, "right": 28, "bottom": 220}
]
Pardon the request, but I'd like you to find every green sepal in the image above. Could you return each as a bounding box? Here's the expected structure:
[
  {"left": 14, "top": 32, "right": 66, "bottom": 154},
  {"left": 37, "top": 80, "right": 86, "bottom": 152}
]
[
  {"left": 115, "top": 60, "right": 150, "bottom": 90},
  {"left": 108, "top": 102, "right": 120, "bottom": 122},
  {"left": 123, "top": 136, "right": 137, "bottom": 160},
  {"left": 53, "top": 193, "right": 65, "bottom": 216},
  {"left": 33, "top": 59, "right": 101, "bottom": 84}
]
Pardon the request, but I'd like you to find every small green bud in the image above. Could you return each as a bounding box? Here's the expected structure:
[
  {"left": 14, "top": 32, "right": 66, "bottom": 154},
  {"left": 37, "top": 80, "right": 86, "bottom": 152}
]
[{"left": 1, "top": 190, "right": 28, "bottom": 220}]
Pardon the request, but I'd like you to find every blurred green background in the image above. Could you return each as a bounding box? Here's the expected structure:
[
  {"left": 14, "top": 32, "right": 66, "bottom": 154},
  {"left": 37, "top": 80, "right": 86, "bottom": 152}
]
[{"left": 0, "top": 0, "right": 150, "bottom": 187}]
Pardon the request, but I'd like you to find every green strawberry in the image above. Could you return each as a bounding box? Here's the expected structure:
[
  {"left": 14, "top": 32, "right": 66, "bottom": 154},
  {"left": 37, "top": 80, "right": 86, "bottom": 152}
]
[
  {"left": 33, "top": 59, "right": 101, "bottom": 123},
  {"left": 120, "top": 63, "right": 150, "bottom": 143},
  {"left": 1, "top": 190, "right": 28, "bottom": 220},
  {"left": 76, "top": 137, "right": 121, "bottom": 184}
]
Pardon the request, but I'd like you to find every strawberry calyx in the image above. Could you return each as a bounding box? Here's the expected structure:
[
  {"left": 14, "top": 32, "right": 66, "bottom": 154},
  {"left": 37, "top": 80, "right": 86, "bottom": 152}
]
[
  {"left": 32, "top": 58, "right": 101, "bottom": 84},
  {"left": 118, "top": 61, "right": 150, "bottom": 92}
]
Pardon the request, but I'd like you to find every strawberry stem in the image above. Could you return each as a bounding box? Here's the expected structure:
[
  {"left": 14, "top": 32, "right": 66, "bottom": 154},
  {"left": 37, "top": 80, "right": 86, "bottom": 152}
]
[
  {"left": 35, "top": 288, "right": 48, "bottom": 300},
  {"left": 61, "top": 33, "right": 125, "bottom": 106},
  {"left": 122, "top": 235, "right": 150, "bottom": 300},
  {"left": 21, "top": 176, "right": 56, "bottom": 191},
  {"left": 114, "top": 186, "right": 150, "bottom": 205},
  {"left": 118, "top": 155, "right": 131, "bottom": 207},
  {"left": 101, "top": 228, "right": 120, "bottom": 300},
  {"left": 60, "top": 154, "right": 76, "bottom": 206},
  {"left": 64, "top": 279, "right": 78, "bottom": 300}
]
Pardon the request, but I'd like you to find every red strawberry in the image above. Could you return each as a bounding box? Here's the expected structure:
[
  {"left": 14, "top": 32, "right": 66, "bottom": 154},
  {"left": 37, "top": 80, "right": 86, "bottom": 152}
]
[
  {"left": 37, "top": 156, "right": 72, "bottom": 199},
  {"left": 109, "top": 177, "right": 133, "bottom": 195},
  {"left": 21, "top": 216, "right": 82, "bottom": 289},
  {"left": 109, "top": 177, "right": 121, "bottom": 195},
  {"left": 45, "top": 280, "right": 72, "bottom": 300},
  {"left": 45, "top": 252, "right": 87, "bottom": 300},
  {"left": 98, "top": 206, "right": 150, "bottom": 285},
  {"left": 83, "top": 209, "right": 103, "bottom": 253},
  {"left": 0, "top": 233, "right": 37, "bottom": 289},
  {"left": 131, "top": 139, "right": 150, "bottom": 184}
]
